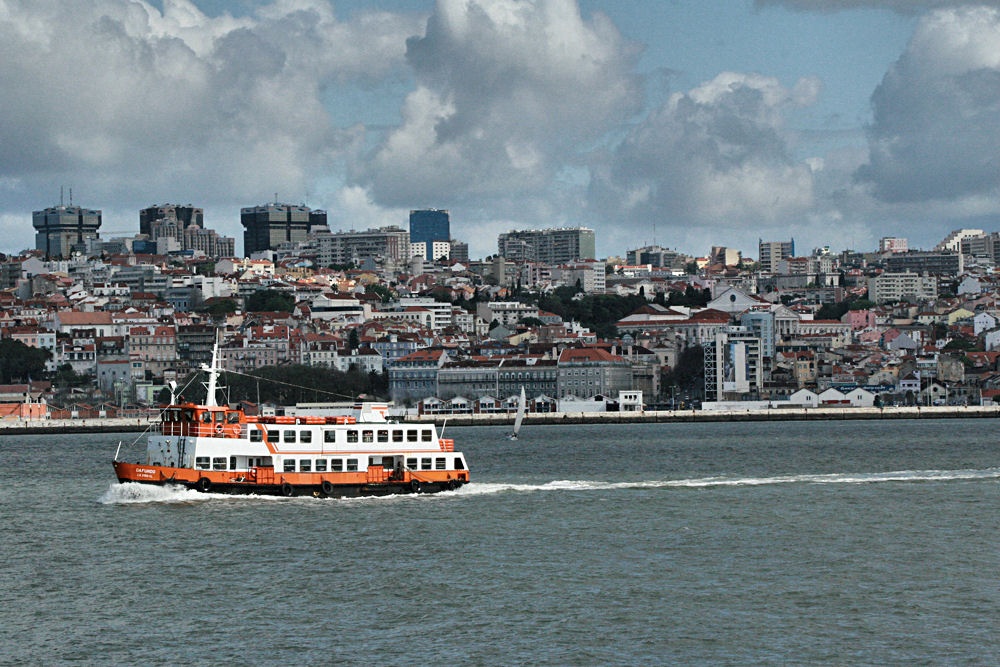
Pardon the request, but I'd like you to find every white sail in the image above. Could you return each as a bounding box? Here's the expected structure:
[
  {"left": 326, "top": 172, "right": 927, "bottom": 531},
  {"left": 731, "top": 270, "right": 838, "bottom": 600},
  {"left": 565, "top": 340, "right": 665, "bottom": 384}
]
[{"left": 512, "top": 386, "right": 526, "bottom": 436}]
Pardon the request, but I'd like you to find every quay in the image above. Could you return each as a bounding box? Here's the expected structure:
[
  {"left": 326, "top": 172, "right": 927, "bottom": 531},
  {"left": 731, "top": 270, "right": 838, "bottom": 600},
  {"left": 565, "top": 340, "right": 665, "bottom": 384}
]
[{"left": 0, "top": 405, "right": 998, "bottom": 435}]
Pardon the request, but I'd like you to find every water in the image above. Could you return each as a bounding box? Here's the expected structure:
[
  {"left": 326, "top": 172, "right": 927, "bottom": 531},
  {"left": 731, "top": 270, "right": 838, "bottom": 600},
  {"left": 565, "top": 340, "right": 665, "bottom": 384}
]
[{"left": 3, "top": 419, "right": 1000, "bottom": 665}]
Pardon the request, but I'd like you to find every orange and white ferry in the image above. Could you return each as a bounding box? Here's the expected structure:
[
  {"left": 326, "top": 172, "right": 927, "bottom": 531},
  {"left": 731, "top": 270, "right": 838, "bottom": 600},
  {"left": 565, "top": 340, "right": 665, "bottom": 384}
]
[{"left": 112, "top": 345, "right": 469, "bottom": 497}]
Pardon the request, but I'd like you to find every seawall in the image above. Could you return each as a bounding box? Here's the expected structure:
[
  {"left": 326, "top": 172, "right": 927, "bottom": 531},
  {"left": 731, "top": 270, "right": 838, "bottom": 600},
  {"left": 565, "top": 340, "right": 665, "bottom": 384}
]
[
  {"left": 0, "top": 405, "right": 996, "bottom": 436},
  {"left": 406, "top": 405, "right": 1000, "bottom": 426}
]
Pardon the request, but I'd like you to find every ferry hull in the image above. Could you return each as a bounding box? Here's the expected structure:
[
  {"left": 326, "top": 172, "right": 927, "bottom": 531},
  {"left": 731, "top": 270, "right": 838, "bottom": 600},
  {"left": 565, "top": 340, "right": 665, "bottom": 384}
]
[{"left": 113, "top": 461, "right": 467, "bottom": 498}]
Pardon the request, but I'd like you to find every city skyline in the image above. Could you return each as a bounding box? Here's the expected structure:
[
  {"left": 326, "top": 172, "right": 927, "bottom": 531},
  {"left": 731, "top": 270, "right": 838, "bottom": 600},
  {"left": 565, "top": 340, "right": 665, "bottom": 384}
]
[{"left": 2, "top": 1, "right": 999, "bottom": 259}]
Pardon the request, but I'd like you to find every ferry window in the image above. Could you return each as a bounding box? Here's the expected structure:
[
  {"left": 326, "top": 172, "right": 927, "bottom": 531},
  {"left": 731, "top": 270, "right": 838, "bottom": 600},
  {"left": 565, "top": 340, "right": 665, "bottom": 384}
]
[
  {"left": 381, "top": 457, "right": 394, "bottom": 469},
  {"left": 378, "top": 430, "right": 389, "bottom": 443},
  {"left": 267, "top": 429, "right": 279, "bottom": 442},
  {"left": 392, "top": 430, "right": 404, "bottom": 443},
  {"left": 201, "top": 412, "right": 212, "bottom": 423},
  {"left": 214, "top": 412, "right": 224, "bottom": 423},
  {"left": 283, "top": 459, "right": 295, "bottom": 472},
  {"left": 213, "top": 457, "right": 227, "bottom": 470},
  {"left": 196, "top": 456, "right": 210, "bottom": 469},
  {"left": 301, "top": 430, "right": 312, "bottom": 444},
  {"left": 315, "top": 459, "right": 327, "bottom": 472},
  {"left": 299, "top": 459, "right": 311, "bottom": 472},
  {"left": 262, "top": 457, "right": 273, "bottom": 467},
  {"left": 421, "top": 457, "right": 431, "bottom": 470},
  {"left": 284, "top": 430, "right": 296, "bottom": 443},
  {"left": 227, "top": 412, "right": 240, "bottom": 424},
  {"left": 183, "top": 410, "right": 194, "bottom": 421},
  {"left": 406, "top": 457, "right": 417, "bottom": 469},
  {"left": 421, "top": 429, "right": 433, "bottom": 442},
  {"left": 331, "top": 459, "right": 343, "bottom": 472},
  {"left": 346, "top": 458, "right": 358, "bottom": 472},
  {"left": 347, "top": 431, "right": 359, "bottom": 443},
  {"left": 250, "top": 429, "right": 263, "bottom": 442},
  {"left": 435, "top": 457, "right": 446, "bottom": 470},
  {"left": 230, "top": 456, "right": 237, "bottom": 470},
  {"left": 362, "top": 430, "right": 374, "bottom": 443},
  {"left": 324, "top": 430, "right": 337, "bottom": 444},
  {"left": 407, "top": 430, "right": 418, "bottom": 442},
  {"left": 454, "top": 457, "right": 465, "bottom": 470}
]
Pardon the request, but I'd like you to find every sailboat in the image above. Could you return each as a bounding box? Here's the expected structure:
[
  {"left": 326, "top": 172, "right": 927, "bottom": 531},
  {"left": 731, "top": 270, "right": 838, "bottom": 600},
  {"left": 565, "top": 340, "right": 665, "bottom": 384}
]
[{"left": 507, "top": 386, "right": 526, "bottom": 441}]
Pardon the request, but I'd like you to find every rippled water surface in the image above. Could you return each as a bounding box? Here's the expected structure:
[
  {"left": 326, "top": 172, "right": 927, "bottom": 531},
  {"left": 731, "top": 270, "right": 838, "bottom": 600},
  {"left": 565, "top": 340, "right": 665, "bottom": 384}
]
[{"left": 3, "top": 419, "right": 1000, "bottom": 665}]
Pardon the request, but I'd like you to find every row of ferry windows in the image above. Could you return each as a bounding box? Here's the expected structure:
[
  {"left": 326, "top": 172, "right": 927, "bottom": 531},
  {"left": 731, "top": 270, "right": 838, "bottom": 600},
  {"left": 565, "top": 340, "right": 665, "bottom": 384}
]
[
  {"left": 249, "top": 428, "right": 435, "bottom": 444},
  {"left": 194, "top": 455, "right": 465, "bottom": 472},
  {"left": 281, "top": 456, "right": 464, "bottom": 473}
]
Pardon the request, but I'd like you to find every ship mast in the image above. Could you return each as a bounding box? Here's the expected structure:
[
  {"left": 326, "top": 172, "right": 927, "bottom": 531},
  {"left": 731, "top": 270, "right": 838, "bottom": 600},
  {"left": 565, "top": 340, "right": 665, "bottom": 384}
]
[{"left": 201, "top": 338, "right": 221, "bottom": 407}]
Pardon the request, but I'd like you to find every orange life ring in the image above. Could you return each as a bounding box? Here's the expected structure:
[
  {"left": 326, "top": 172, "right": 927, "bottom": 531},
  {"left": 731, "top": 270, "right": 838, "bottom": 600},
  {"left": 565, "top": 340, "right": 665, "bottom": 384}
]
[{"left": 215, "top": 423, "right": 223, "bottom": 434}]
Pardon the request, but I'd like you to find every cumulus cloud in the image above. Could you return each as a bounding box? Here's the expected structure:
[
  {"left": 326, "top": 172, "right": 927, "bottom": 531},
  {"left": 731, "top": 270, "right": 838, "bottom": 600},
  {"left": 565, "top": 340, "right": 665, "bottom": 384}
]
[
  {"left": 354, "top": 0, "right": 644, "bottom": 207},
  {"left": 588, "top": 71, "right": 821, "bottom": 249},
  {"left": 0, "top": 0, "right": 422, "bottom": 247},
  {"left": 856, "top": 6, "right": 1000, "bottom": 203}
]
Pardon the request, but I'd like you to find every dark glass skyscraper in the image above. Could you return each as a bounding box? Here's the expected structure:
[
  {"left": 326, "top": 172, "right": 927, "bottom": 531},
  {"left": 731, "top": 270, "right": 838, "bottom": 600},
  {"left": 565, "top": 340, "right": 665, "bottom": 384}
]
[
  {"left": 409, "top": 209, "right": 450, "bottom": 259},
  {"left": 241, "top": 203, "right": 328, "bottom": 256}
]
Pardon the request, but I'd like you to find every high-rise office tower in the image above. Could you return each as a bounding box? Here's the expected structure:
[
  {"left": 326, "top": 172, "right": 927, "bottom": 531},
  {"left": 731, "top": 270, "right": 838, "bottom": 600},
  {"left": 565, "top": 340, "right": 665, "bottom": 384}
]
[
  {"left": 409, "top": 209, "right": 450, "bottom": 260},
  {"left": 33, "top": 204, "right": 102, "bottom": 259},
  {"left": 140, "top": 204, "right": 203, "bottom": 236},
  {"left": 241, "top": 202, "right": 328, "bottom": 256}
]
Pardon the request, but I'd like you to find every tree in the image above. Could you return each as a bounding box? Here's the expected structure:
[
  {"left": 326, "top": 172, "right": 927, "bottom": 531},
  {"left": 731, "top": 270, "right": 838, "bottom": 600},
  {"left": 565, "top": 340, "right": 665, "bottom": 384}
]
[
  {"left": 365, "top": 284, "right": 393, "bottom": 302},
  {"left": 0, "top": 339, "right": 50, "bottom": 383},
  {"left": 348, "top": 329, "right": 360, "bottom": 350},
  {"left": 199, "top": 298, "right": 238, "bottom": 317},
  {"left": 246, "top": 289, "right": 294, "bottom": 313}
]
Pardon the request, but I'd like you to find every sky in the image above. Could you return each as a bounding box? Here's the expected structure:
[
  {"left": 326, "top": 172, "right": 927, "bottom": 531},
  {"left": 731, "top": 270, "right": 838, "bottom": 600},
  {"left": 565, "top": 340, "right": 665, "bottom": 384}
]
[{"left": 4, "top": 0, "right": 1000, "bottom": 260}]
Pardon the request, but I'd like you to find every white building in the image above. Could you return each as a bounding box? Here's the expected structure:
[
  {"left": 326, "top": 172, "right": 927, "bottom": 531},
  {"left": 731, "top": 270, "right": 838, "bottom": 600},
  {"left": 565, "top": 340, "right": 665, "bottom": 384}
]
[{"left": 867, "top": 272, "right": 938, "bottom": 304}]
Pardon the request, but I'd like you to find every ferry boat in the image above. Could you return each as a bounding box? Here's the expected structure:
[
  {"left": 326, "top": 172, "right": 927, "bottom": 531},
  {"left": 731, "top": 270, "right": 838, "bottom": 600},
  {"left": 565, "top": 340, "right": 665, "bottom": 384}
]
[{"left": 112, "top": 345, "right": 470, "bottom": 497}]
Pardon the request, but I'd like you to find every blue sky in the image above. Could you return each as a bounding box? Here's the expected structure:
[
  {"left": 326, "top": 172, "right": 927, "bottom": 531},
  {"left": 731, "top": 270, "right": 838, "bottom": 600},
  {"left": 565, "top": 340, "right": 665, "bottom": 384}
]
[{"left": 1, "top": 0, "right": 997, "bottom": 259}]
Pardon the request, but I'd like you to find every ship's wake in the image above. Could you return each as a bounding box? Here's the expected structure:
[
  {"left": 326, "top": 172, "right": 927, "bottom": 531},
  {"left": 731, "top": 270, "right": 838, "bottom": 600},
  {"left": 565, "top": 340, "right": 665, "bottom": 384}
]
[
  {"left": 100, "top": 468, "right": 1000, "bottom": 504},
  {"left": 452, "top": 467, "right": 1000, "bottom": 496}
]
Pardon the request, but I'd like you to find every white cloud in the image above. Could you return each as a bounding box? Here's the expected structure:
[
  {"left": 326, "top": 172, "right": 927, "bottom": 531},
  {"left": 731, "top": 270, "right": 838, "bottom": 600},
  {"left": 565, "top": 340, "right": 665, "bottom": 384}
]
[
  {"left": 588, "top": 71, "right": 819, "bottom": 246},
  {"left": 857, "top": 6, "right": 1000, "bottom": 203},
  {"left": 755, "top": 0, "right": 1000, "bottom": 13},
  {"left": 0, "top": 0, "right": 422, "bottom": 248},
  {"left": 355, "top": 0, "right": 644, "bottom": 208}
]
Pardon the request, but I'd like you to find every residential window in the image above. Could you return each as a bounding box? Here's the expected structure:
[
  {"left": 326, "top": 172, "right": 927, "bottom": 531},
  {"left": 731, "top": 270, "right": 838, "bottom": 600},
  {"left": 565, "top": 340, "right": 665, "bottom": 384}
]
[
  {"left": 346, "top": 458, "right": 358, "bottom": 472},
  {"left": 283, "top": 459, "right": 295, "bottom": 472}
]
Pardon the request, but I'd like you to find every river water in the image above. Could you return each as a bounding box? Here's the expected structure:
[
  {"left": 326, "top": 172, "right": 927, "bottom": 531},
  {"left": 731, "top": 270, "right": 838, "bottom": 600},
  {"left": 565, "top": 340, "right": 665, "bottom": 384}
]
[{"left": 2, "top": 419, "right": 1000, "bottom": 665}]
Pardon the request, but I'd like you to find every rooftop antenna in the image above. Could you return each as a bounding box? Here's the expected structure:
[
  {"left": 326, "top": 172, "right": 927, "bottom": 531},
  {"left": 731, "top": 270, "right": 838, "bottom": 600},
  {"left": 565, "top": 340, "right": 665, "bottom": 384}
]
[
  {"left": 60, "top": 186, "right": 64, "bottom": 207},
  {"left": 275, "top": 192, "right": 279, "bottom": 204},
  {"left": 69, "top": 188, "right": 73, "bottom": 206}
]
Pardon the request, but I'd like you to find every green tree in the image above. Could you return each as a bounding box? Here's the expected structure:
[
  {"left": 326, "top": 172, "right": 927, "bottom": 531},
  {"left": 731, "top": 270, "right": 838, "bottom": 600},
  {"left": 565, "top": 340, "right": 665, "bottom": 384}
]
[
  {"left": 199, "top": 298, "right": 238, "bottom": 317},
  {"left": 246, "top": 289, "right": 294, "bottom": 313},
  {"left": 365, "top": 284, "right": 393, "bottom": 303},
  {"left": 0, "top": 339, "right": 50, "bottom": 383}
]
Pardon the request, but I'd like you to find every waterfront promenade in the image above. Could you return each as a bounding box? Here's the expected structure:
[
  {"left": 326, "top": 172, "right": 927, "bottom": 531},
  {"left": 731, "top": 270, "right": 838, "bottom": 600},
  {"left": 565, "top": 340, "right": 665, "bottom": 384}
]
[{"left": 0, "top": 405, "right": 998, "bottom": 435}]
